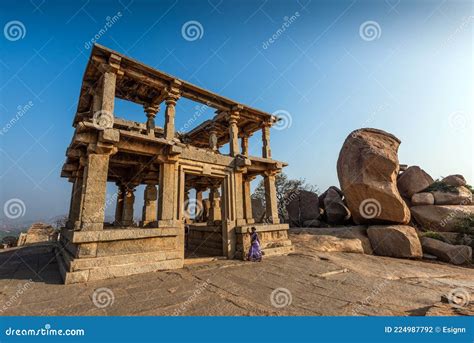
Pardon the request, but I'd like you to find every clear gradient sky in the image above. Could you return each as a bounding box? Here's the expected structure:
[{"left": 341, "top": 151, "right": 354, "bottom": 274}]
[{"left": 0, "top": 0, "right": 472, "bottom": 223}]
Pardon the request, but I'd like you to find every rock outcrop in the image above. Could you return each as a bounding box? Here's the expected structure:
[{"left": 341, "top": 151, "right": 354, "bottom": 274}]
[
  {"left": 421, "top": 237, "right": 472, "bottom": 265},
  {"left": 410, "top": 205, "right": 474, "bottom": 232},
  {"left": 432, "top": 186, "right": 472, "bottom": 205},
  {"left": 442, "top": 174, "right": 466, "bottom": 187},
  {"left": 17, "top": 223, "right": 58, "bottom": 246},
  {"left": 367, "top": 225, "right": 422, "bottom": 259},
  {"left": 411, "top": 192, "right": 434, "bottom": 206},
  {"left": 319, "top": 187, "right": 351, "bottom": 224},
  {"left": 286, "top": 190, "right": 320, "bottom": 227},
  {"left": 337, "top": 128, "right": 410, "bottom": 225},
  {"left": 397, "top": 166, "right": 434, "bottom": 198}
]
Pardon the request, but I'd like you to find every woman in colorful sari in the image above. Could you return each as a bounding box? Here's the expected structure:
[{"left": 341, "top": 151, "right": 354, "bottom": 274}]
[{"left": 247, "top": 227, "right": 262, "bottom": 262}]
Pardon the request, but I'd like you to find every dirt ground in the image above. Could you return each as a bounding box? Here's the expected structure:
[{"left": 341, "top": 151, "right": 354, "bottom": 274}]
[{"left": 0, "top": 232, "right": 472, "bottom": 316}]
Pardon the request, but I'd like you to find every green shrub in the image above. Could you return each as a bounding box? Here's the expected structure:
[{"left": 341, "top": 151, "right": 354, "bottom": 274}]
[
  {"left": 455, "top": 214, "right": 474, "bottom": 234},
  {"left": 423, "top": 179, "right": 458, "bottom": 193},
  {"left": 421, "top": 231, "right": 446, "bottom": 242}
]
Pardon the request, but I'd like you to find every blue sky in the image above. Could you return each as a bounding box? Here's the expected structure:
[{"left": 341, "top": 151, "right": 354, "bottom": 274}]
[{"left": 0, "top": 0, "right": 472, "bottom": 223}]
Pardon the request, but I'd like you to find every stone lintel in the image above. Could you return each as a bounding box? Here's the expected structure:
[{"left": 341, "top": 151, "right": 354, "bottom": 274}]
[
  {"left": 64, "top": 227, "right": 179, "bottom": 243},
  {"left": 235, "top": 223, "right": 289, "bottom": 234}
]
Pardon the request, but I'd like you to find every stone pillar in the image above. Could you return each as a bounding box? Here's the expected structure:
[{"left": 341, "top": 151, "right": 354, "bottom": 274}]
[
  {"left": 80, "top": 150, "right": 111, "bottom": 231},
  {"left": 262, "top": 121, "right": 272, "bottom": 158},
  {"left": 228, "top": 107, "right": 241, "bottom": 156},
  {"left": 234, "top": 172, "right": 246, "bottom": 226},
  {"left": 141, "top": 184, "right": 158, "bottom": 227},
  {"left": 195, "top": 189, "right": 203, "bottom": 220},
  {"left": 92, "top": 55, "right": 121, "bottom": 129},
  {"left": 243, "top": 175, "right": 255, "bottom": 224},
  {"left": 208, "top": 186, "right": 221, "bottom": 224},
  {"left": 209, "top": 128, "right": 218, "bottom": 152},
  {"left": 264, "top": 171, "right": 280, "bottom": 224},
  {"left": 158, "top": 162, "right": 177, "bottom": 226},
  {"left": 122, "top": 186, "right": 136, "bottom": 226},
  {"left": 164, "top": 81, "right": 181, "bottom": 140},
  {"left": 114, "top": 184, "right": 125, "bottom": 226},
  {"left": 68, "top": 173, "right": 84, "bottom": 229},
  {"left": 144, "top": 104, "right": 159, "bottom": 136},
  {"left": 241, "top": 134, "right": 249, "bottom": 156}
]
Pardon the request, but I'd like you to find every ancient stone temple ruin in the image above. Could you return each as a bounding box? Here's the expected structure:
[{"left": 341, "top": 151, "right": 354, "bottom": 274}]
[{"left": 58, "top": 44, "right": 292, "bottom": 284}]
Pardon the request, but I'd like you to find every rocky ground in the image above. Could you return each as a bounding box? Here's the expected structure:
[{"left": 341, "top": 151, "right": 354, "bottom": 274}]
[{"left": 0, "top": 231, "right": 472, "bottom": 316}]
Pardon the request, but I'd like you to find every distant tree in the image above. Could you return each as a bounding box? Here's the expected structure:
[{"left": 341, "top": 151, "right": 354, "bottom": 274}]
[{"left": 252, "top": 173, "right": 318, "bottom": 221}]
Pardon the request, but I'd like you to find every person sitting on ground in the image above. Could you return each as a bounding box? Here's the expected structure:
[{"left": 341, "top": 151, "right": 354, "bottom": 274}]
[{"left": 247, "top": 227, "right": 262, "bottom": 262}]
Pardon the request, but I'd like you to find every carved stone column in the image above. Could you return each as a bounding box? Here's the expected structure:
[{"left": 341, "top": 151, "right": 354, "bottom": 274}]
[
  {"left": 243, "top": 175, "right": 255, "bottom": 224},
  {"left": 164, "top": 81, "right": 181, "bottom": 140},
  {"left": 209, "top": 126, "right": 218, "bottom": 152},
  {"left": 144, "top": 104, "right": 159, "bottom": 136},
  {"left": 141, "top": 183, "right": 158, "bottom": 227},
  {"left": 68, "top": 170, "right": 84, "bottom": 229},
  {"left": 158, "top": 161, "right": 177, "bottom": 226},
  {"left": 79, "top": 144, "right": 116, "bottom": 231},
  {"left": 264, "top": 171, "right": 280, "bottom": 224},
  {"left": 241, "top": 133, "right": 249, "bottom": 156},
  {"left": 228, "top": 106, "right": 241, "bottom": 156},
  {"left": 208, "top": 186, "right": 221, "bottom": 224},
  {"left": 262, "top": 120, "right": 272, "bottom": 158},
  {"left": 114, "top": 183, "right": 125, "bottom": 226},
  {"left": 195, "top": 189, "right": 204, "bottom": 221},
  {"left": 122, "top": 186, "right": 136, "bottom": 226}
]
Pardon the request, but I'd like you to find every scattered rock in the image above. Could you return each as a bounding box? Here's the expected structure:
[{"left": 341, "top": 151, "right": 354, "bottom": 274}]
[
  {"left": 337, "top": 128, "right": 410, "bottom": 225},
  {"left": 411, "top": 192, "right": 434, "bottom": 206},
  {"left": 367, "top": 225, "right": 422, "bottom": 259},
  {"left": 397, "top": 166, "right": 434, "bottom": 198},
  {"left": 410, "top": 205, "right": 474, "bottom": 232},
  {"left": 422, "top": 253, "right": 438, "bottom": 260},
  {"left": 442, "top": 174, "right": 467, "bottom": 187},
  {"left": 420, "top": 237, "right": 472, "bottom": 265},
  {"left": 17, "top": 223, "right": 58, "bottom": 246},
  {"left": 286, "top": 190, "right": 320, "bottom": 227},
  {"left": 322, "top": 187, "right": 351, "bottom": 224},
  {"left": 432, "top": 186, "right": 472, "bottom": 205}
]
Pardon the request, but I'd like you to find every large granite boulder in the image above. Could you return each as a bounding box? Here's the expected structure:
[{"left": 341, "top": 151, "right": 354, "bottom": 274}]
[
  {"left": 421, "top": 237, "right": 472, "bottom": 265},
  {"left": 397, "top": 166, "right": 434, "bottom": 198},
  {"left": 411, "top": 205, "right": 474, "bottom": 232},
  {"left": 337, "top": 128, "right": 410, "bottom": 225},
  {"left": 320, "top": 187, "right": 351, "bottom": 224},
  {"left": 432, "top": 186, "right": 472, "bottom": 205},
  {"left": 367, "top": 225, "right": 422, "bottom": 259},
  {"left": 286, "top": 190, "right": 320, "bottom": 227},
  {"left": 251, "top": 198, "right": 266, "bottom": 223},
  {"left": 442, "top": 174, "right": 467, "bottom": 187},
  {"left": 411, "top": 192, "right": 434, "bottom": 206}
]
